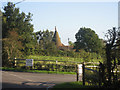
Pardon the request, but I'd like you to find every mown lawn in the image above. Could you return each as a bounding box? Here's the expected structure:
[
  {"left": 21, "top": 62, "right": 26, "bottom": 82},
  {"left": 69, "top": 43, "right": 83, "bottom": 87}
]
[{"left": 26, "top": 55, "right": 82, "bottom": 62}]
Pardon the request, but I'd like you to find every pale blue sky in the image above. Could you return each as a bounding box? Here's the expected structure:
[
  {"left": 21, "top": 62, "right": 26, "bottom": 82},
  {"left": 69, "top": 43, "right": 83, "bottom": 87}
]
[{"left": 1, "top": 1, "right": 118, "bottom": 45}]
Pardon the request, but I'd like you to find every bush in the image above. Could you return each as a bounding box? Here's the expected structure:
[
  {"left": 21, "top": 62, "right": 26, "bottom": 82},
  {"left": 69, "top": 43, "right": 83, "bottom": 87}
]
[
  {"left": 85, "top": 71, "right": 99, "bottom": 85},
  {"left": 29, "top": 46, "right": 103, "bottom": 63}
]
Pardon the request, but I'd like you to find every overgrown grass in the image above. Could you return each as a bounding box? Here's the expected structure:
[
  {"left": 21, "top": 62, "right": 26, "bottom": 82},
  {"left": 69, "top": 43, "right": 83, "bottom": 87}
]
[{"left": 1, "top": 67, "right": 76, "bottom": 74}]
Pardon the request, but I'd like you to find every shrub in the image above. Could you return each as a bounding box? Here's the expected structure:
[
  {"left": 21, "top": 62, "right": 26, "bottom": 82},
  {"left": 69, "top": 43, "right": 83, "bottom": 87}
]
[{"left": 85, "top": 71, "right": 99, "bottom": 85}]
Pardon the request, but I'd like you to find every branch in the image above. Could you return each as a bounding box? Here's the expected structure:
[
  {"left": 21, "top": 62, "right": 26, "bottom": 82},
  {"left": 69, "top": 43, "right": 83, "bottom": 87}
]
[{"left": 110, "top": 27, "right": 116, "bottom": 46}]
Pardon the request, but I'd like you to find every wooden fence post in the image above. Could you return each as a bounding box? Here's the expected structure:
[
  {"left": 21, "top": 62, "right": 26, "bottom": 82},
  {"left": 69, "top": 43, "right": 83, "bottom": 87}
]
[
  {"left": 82, "top": 62, "right": 85, "bottom": 86},
  {"left": 99, "top": 61, "right": 102, "bottom": 87},
  {"left": 56, "top": 60, "right": 58, "bottom": 74},
  {"left": 76, "top": 65, "right": 79, "bottom": 82},
  {"left": 77, "top": 64, "right": 84, "bottom": 82},
  {"left": 14, "top": 59, "right": 17, "bottom": 67}
]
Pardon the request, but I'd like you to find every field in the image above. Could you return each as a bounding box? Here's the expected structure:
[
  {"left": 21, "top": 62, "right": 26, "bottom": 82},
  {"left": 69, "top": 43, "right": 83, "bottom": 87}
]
[
  {"left": 13, "top": 55, "right": 102, "bottom": 73},
  {"left": 26, "top": 55, "right": 103, "bottom": 63}
]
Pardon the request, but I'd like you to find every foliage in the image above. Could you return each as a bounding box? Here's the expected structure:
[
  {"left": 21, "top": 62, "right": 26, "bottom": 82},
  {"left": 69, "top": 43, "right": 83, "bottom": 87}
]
[
  {"left": 74, "top": 27, "right": 104, "bottom": 54},
  {"left": 34, "top": 30, "right": 58, "bottom": 56},
  {"left": 116, "top": 29, "right": 120, "bottom": 64},
  {"left": 35, "top": 30, "right": 54, "bottom": 49},
  {"left": 26, "top": 52, "right": 103, "bottom": 63},
  {"left": 85, "top": 70, "right": 99, "bottom": 86},
  {"left": 2, "top": 2, "right": 104, "bottom": 68},
  {"left": 2, "top": 2, "right": 37, "bottom": 66},
  {"left": 1, "top": 67, "right": 76, "bottom": 74},
  {"left": 52, "top": 82, "right": 98, "bottom": 89},
  {"left": 68, "top": 41, "right": 75, "bottom": 46},
  {"left": 2, "top": 30, "right": 23, "bottom": 66},
  {"left": 2, "top": 2, "right": 36, "bottom": 56},
  {"left": 99, "top": 27, "right": 120, "bottom": 88}
]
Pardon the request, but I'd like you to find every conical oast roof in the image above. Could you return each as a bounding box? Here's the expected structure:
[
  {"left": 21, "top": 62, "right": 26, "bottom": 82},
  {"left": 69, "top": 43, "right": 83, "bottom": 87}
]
[{"left": 52, "top": 26, "right": 62, "bottom": 47}]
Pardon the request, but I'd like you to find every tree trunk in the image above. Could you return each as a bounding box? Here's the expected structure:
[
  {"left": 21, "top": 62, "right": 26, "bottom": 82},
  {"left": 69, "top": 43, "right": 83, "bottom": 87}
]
[{"left": 106, "top": 44, "right": 112, "bottom": 86}]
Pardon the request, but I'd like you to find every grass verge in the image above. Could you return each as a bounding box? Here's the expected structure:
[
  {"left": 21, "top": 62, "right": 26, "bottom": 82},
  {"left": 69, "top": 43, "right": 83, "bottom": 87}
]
[
  {"left": 1, "top": 67, "right": 76, "bottom": 74},
  {"left": 52, "top": 82, "right": 98, "bottom": 89}
]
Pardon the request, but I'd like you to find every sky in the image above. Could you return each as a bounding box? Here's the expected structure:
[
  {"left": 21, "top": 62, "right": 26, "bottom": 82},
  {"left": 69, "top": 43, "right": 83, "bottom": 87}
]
[{"left": 1, "top": 0, "right": 118, "bottom": 45}]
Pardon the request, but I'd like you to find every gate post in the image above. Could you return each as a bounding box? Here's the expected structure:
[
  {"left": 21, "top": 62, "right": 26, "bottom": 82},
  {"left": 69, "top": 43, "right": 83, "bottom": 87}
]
[
  {"left": 56, "top": 60, "right": 58, "bottom": 74},
  {"left": 99, "top": 62, "right": 101, "bottom": 87},
  {"left": 82, "top": 62, "right": 85, "bottom": 86},
  {"left": 76, "top": 64, "right": 79, "bottom": 81},
  {"left": 13, "top": 58, "right": 17, "bottom": 67},
  {"left": 76, "top": 64, "right": 83, "bottom": 82}
]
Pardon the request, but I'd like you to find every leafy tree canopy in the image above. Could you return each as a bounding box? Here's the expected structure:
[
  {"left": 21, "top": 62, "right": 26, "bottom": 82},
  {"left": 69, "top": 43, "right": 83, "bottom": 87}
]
[
  {"left": 2, "top": 2, "right": 37, "bottom": 55},
  {"left": 35, "top": 30, "right": 54, "bottom": 49},
  {"left": 74, "top": 27, "right": 103, "bottom": 54},
  {"left": 68, "top": 41, "right": 74, "bottom": 47}
]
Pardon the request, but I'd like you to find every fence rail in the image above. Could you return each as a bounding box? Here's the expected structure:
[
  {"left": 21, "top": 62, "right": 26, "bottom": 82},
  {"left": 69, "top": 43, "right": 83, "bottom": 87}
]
[
  {"left": 13, "top": 58, "right": 81, "bottom": 73},
  {"left": 85, "top": 66, "right": 98, "bottom": 68},
  {"left": 85, "top": 68, "right": 98, "bottom": 72},
  {"left": 13, "top": 59, "right": 120, "bottom": 87},
  {"left": 13, "top": 58, "right": 100, "bottom": 86}
]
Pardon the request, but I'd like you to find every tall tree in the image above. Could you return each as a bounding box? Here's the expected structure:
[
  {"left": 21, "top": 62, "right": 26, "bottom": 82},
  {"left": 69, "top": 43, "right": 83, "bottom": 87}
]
[
  {"left": 35, "top": 30, "right": 57, "bottom": 55},
  {"left": 2, "top": 30, "right": 23, "bottom": 66},
  {"left": 104, "top": 27, "right": 120, "bottom": 86},
  {"left": 116, "top": 29, "right": 120, "bottom": 62},
  {"left": 35, "top": 30, "right": 54, "bottom": 49},
  {"left": 74, "top": 27, "right": 103, "bottom": 54},
  {"left": 2, "top": 2, "right": 36, "bottom": 56}
]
